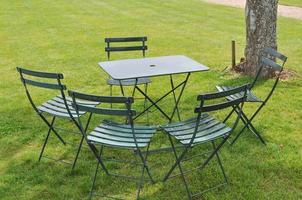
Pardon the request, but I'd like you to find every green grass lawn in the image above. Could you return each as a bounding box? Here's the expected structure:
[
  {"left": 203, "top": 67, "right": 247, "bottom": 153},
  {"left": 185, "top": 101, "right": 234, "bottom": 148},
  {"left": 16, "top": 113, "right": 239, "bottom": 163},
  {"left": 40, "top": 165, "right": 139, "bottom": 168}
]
[
  {"left": 0, "top": 0, "right": 301, "bottom": 199},
  {"left": 280, "top": 0, "right": 302, "bottom": 7}
]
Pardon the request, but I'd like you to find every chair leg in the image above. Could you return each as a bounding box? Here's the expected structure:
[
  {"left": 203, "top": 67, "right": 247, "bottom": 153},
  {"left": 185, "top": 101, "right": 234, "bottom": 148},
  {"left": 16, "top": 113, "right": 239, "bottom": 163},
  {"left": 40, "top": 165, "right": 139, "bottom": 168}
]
[
  {"left": 231, "top": 107, "right": 266, "bottom": 145},
  {"left": 168, "top": 135, "right": 192, "bottom": 199},
  {"left": 224, "top": 105, "right": 253, "bottom": 131},
  {"left": 89, "top": 144, "right": 109, "bottom": 175},
  {"left": 39, "top": 116, "right": 56, "bottom": 161},
  {"left": 135, "top": 143, "right": 155, "bottom": 200},
  {"left": 230, "top": 108, "right": 252, "bottom": 145},
  {"left": 142, "top": 143, "right": 155, "bottom": 183},
  {"left": 136, "top": 161, "right": 146, "bottom": 200},
  {"left": 239, "top": 110, "right": 266, "bottom": 145},
  {"left": 163, "top": 131, "right": 230, "bottom": 199},
  {"left": 89, "top": 146, "right": 104, "bottom": 200},
  {"left": 71, "top": 135, "right": 84, "bottom": 171},
  {"left": 233, "top": 123, "right": 266, "bottom": 145},
  {"left": 89, "top": 160, "right": 100, "bottom": 200},
  {"left": 72, "top": 113, "right": 93, "bottom": 171},
  {"left": 211, "top": 141, "right": 228, "bottom": 184},
  {"left": 188, "top": 138, "right": 230, "bottom": 198},
  {"left": 163, "top": 143, "right": 189, "bottom": 182},
  {"left": 39, "top": 113, "right": 66, "bottom": 145},
  {"left": 248, "top": 125, "right": 266, "bottom": 145},
  {"left": 223, "top": 107, "right": 236, "bottom": 123},
  {"left": 136, "top": 146, "right": 155, "bottom": 199},
  {"left": 232, "top": 106, "right": 258, "bottom": 136}
]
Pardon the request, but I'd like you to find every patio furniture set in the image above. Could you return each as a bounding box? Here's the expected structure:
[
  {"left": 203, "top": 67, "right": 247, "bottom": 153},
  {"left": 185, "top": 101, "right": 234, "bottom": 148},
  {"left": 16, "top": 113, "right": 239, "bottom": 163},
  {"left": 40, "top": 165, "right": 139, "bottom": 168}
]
[{"left": 17, "top": 36, "right": 287, "bottom": 199}]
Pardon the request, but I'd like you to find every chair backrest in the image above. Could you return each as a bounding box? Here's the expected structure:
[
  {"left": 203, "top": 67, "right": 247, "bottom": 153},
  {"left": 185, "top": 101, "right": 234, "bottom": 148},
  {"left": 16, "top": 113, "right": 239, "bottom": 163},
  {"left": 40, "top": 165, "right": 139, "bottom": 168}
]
[
  {"left": 68, "top": 91, "right": 139, "bottom": 147},
  {"left": 263, "top": 47, "right": 287, "bottom": 63},
  {"left": 104, "top": 36, "right": 147, "bottom": 60},
  {"left": 251, "top": 47, "right": 287, "bottom": 88},
  {"left": 190, "top": 84, "right": 249, "bottom": 146},
  {"left": 258, "top": 56, "right": 285, "bottom": 104},
  {"left": 16, "top": 67, "right": 70, "bottom": 115}
]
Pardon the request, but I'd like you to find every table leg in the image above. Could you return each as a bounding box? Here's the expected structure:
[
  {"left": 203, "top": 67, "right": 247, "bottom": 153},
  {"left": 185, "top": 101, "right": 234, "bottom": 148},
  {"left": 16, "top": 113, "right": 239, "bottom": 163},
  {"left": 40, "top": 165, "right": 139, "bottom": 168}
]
[
  {"left": 119, "top": 80, "right": 125, "bottom": 96},
  {"left": 133, "top": 74, "right": 190, "bottom": 121},
  {"left": 170, "top": 75, "right": 181, "bottom": 121},
  {"left": 169, "top": 73, "right": 190, "bottom": 122},
  {"left": 132, "top": 78, "right": 138, "bottom": 97},
  {"left": 135, "top": 86, "right": 172, "bottom": 120}
]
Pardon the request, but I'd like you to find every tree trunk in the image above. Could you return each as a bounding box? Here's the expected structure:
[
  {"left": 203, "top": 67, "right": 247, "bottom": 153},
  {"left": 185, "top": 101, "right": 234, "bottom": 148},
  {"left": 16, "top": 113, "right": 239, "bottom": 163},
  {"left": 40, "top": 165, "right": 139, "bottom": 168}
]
[{"left": 244, "top": 0, "right": 278, "bottom": 78}]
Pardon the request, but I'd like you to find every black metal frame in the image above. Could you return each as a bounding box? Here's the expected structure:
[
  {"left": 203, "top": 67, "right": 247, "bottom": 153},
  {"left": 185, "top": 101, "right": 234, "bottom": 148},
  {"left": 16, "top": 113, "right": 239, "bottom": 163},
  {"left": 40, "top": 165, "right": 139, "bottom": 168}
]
[
  {"left": 105, "top": 36, "right": 150, "bottom": 121},
  {"left": 225, "top": 48, "right": 287, "bottom": 145},
  {"left": 16, "top": 67, "right": 92, "bottom": 171},
  {"left": 69, "top": 91, "right": 155, "bottom": 199},
  {"left": 162, "top": 85, "right": 249, "bottom": 199},
  {"left": 133, "top": 73, "right": 190, "bottom": 122}
]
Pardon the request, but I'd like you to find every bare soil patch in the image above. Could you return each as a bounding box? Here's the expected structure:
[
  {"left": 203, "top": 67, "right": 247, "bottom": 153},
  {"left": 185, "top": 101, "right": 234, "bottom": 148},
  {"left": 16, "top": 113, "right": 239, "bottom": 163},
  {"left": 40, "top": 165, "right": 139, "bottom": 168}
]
[{"left": 204, "top": 0, "right": 302, "bottom": 20}]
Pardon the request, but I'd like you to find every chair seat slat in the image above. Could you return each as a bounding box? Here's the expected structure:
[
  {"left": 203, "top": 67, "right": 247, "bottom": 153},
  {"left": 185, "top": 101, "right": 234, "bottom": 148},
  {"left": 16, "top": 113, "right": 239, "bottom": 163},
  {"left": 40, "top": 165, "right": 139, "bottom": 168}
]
[
  {"left": 38, "top": 95, "right": 100, "bottom": 118},
  {"left": 162, "top": 84, "right": 248, "bottom": 146},
  {"left": 216, "top": 86, "right": 262, "bottom": 102},
  {"left": 102, "top": 120, "right": 157, "bottom": 130},
  {"left": 163, "top": 115, "right": 215, "bottom": 133},
  {"left": 98, "top": 124, "right": 156, "bottom": 134},
  {"left": 93, "top": 128, "right": 154, "bottom": 139},
  {"left": 40, "top": 102, "right": 84, "bottom": 115},
  {"left": 176, "top": 123, "right": 226, "bottom": 141},
  {"left": 170, "top": 119, "right": 221, "bottom": 137},
  {"left": 160, "top": 114, "right": 209, "bottom": 129},
  {"left": 183, "top": 127, "right": 231, "bottom": 145},
  {"left": 87, "top": 136, "right": 148, "bottom": 148},
  {"left": 90, "top": 131, "right": 151, "bottom": 143},
  {"left": 38, "top": 106, "right": 78, "bottom": 118}
]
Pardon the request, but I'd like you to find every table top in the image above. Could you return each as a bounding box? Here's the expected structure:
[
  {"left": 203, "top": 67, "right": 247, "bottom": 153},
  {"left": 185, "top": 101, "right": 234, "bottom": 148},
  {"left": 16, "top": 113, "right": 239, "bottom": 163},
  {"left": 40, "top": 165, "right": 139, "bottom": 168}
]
[{"left": 98, "top": 55, "right": 209, "bottom": 80}]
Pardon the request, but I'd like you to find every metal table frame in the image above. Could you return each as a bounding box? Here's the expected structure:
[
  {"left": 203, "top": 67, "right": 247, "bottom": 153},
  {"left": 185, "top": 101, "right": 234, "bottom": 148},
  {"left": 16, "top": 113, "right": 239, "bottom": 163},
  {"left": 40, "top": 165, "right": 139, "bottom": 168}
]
[
  {"left": 130, "top": 73, "right": 190, "bottom": 122},
  {"left": 99, "top": 55, "right": 209, "bottom": 123}
]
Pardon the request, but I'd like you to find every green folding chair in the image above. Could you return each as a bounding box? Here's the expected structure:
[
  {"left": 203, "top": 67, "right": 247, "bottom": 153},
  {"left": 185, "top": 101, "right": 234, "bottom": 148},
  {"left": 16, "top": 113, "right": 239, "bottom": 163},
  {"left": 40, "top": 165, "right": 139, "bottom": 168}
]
[
  {"left": 69, "top": 91, "right": 156, "bottom": 199},
  {"left": 105, "top": 36, "right": 150, "bottom": 96},
  {"left": 105, "top": 36, "right": 151, "bottom": 121},
  {"left": 17, "top": 67, "right": 99, "bottom": 170},
  {"left": 216, "top": 48, "right": 287, "bottom": 145},
  {"left": 160, "top": 84, "right": 249, "bottom": 199}
]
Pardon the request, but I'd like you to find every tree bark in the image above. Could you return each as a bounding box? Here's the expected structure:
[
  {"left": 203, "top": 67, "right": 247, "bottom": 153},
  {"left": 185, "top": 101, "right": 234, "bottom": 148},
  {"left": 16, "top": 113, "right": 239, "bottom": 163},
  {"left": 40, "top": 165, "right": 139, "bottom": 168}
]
[{"left": 244, "top": 0, "right": 278, "bottom": 78}]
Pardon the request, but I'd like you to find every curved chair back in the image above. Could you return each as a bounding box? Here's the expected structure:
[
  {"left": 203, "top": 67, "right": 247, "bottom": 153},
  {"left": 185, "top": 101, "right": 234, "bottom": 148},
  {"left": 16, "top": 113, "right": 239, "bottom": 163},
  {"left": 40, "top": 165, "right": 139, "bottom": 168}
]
[
  {"left": 258, "top": 55, "right": 286, "bottom": 106},
  {"left": 16, "top": 67, "right": 73, "bottom": 116},
  {"left": 104, "top": 36, "right": 147, "bottom": 60},
  {"left": 68, "top": 91, "right": 140, "bottom": 148},
  {"left": 190, "top": 84, "right": 249, "bottom": 146},
  {"left": 251, "top": 47, "right": 287, "bottom": 88}
]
